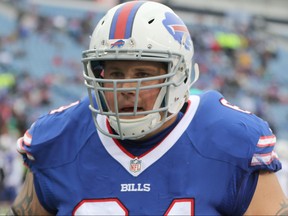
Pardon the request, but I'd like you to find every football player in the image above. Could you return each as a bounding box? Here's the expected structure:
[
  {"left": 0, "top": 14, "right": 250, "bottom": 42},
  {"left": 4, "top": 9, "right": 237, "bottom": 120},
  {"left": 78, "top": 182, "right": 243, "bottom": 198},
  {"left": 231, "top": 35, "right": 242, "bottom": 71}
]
[{"left": 8, "top": 1, "right": 287, "bottom": 215}]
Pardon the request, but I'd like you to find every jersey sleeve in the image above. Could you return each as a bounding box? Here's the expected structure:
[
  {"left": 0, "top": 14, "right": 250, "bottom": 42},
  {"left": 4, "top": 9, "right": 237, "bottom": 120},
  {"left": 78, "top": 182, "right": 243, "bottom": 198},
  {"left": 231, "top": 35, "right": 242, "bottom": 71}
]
[
  {"left": 16, "top": 98, "right": 97, "bottom": 170},
  {"left": 193, "top": 90, "right": 282, "bottom": 173},
  {"left": 250, "top": 135, "right": 280, "bottom": 170},
  {"left": 191, "top": 90, "right": 282, "bottom": 214},
  {"left": 16, "top": 100, "right": 82, "bottom": 171},
  {"left": 16, "top": 97, "right": 96, "bottom": 213}
]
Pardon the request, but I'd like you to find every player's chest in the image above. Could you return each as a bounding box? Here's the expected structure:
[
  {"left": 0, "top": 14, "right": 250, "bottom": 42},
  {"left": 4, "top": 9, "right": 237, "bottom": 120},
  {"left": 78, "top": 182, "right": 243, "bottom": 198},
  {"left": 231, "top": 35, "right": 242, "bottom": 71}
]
[{"left": 52, "top": 144, "right": 230, "bottom": 215}]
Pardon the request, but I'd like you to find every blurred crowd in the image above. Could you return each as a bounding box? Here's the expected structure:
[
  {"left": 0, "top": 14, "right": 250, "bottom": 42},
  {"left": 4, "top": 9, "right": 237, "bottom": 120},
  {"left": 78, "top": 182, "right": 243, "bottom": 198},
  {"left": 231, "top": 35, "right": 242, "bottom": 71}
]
[
  {"left": 190, "top": 12, "right": 288, "bottom": 136},
  {"left": 0, "top": 1, "right": 287, "bottom": 205}
]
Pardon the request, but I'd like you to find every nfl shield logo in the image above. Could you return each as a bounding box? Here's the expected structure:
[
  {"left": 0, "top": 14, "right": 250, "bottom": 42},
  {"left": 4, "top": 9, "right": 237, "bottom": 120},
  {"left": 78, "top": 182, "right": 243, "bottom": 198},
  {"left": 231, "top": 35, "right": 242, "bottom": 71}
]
[{"left": 130, "top": 158, "right": 141, "bottom": 173}]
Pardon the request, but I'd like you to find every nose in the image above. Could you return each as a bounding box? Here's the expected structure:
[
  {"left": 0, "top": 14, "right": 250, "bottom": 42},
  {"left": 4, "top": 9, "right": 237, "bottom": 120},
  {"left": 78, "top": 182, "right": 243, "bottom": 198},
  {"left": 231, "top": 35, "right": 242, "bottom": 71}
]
[{"left": 119, "top": 81, "right": 138, "bottom": 96}]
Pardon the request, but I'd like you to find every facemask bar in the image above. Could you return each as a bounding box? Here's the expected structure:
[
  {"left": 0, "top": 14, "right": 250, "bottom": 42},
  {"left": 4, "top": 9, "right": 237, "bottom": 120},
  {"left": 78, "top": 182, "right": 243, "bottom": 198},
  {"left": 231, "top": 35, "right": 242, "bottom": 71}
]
[
  {"left": 85, "top": 76, "right": 173, "bottom": 115},
  {"left": 191, "top": 63, "right": 200, "bottom": 87}
]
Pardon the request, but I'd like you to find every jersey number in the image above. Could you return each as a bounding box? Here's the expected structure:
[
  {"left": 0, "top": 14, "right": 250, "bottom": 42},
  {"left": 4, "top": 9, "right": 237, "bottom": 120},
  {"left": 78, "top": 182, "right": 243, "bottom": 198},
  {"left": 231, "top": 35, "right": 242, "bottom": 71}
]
[
  {"left": 73, "top": 198, "right": 195, "bottom": 215},
  {"left": 220, "top": 98, "right": 251, "bottom": 114},
  {"left": 49, "top": 101, "right": 80, "bottom": 114}
]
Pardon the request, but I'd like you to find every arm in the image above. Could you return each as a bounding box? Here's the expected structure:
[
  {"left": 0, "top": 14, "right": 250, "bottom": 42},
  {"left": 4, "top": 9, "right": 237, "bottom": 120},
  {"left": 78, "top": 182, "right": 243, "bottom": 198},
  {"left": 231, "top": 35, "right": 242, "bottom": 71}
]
[
  {"left": 8, "top": 171, "right": 54, "bottom": 216},
  {"left": 245, "top": 171, "right": 288, "bottom": 215}
]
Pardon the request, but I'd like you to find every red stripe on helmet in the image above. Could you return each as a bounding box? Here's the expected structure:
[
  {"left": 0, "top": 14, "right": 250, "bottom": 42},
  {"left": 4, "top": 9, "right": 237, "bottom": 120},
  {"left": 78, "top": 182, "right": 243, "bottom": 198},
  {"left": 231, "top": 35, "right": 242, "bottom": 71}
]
[{"left": 114, "top": 1, "right": 138, "bottom": 39}]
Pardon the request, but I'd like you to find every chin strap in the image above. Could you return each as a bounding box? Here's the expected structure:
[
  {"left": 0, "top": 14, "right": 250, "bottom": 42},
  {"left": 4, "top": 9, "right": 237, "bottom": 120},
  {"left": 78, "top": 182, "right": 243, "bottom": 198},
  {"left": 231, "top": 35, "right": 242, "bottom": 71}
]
[{"left": 108, "top": 112, "right": 161, "bottom": 140}]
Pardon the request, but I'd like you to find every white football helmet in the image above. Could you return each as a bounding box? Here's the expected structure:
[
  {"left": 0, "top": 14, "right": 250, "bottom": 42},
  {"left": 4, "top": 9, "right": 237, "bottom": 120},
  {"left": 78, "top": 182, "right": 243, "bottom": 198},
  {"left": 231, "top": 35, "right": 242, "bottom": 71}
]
[{"left": 82, "top": 1, "right": 199, "bottom": 140}]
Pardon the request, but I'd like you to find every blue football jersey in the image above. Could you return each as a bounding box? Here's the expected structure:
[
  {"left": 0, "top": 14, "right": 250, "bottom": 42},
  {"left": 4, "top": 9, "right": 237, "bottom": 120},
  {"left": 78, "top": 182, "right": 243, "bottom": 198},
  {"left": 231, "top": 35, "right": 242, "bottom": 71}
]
[{"left": 17, "top": 90, "right": 281, "bottom": 215}]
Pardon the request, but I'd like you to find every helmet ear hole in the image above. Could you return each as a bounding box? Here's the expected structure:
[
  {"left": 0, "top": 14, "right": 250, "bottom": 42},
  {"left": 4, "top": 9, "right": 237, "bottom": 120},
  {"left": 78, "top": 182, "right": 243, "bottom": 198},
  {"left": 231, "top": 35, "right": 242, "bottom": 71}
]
[
  {"left": 148, "top": 18, "right": 155, "bottom": 24},
  {"left": 184, "top": 68, "right": 189, "bottom": 84}
]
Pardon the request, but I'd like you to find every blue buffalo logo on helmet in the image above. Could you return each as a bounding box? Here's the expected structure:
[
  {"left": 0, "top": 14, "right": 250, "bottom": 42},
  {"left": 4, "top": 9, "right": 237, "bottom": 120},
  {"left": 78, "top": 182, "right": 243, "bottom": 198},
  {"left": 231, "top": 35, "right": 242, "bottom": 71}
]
[
  {"left": 111, "top": 39, "right": 125, "bottom": 48},
  {"left": 162, "top": 12, "right": 192, "bottom": 51}
]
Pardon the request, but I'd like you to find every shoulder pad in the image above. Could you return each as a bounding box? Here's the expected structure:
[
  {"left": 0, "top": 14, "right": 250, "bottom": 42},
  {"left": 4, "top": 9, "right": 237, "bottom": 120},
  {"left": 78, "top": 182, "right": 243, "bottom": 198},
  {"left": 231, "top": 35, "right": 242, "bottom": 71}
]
[
  {"left": 18, "top": 97, "right": 96, "bottom": 169},
  {"left": 187, "top": 90, "right": 281, "bottom": 172}
]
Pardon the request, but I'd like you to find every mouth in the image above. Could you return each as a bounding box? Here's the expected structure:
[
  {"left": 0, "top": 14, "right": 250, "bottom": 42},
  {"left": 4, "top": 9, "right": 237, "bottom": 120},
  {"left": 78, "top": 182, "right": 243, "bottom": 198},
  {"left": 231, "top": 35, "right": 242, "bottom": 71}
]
[{"left": 120, "top": 107, "right": 144, "bottom": 113}]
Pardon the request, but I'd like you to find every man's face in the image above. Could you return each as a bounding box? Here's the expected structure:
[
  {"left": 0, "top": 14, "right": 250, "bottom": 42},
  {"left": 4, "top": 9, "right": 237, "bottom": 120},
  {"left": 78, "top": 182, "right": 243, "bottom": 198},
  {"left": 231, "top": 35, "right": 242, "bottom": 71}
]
[{"left": 103, "top": 60, "right": 167, "bottom": 119}]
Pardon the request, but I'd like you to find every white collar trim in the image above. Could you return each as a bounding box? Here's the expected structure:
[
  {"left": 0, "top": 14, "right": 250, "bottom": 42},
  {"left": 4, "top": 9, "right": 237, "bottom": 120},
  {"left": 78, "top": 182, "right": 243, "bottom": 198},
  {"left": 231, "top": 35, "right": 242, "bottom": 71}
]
[{"left": 97, "top": 95, "right": 200, "bottom": 177}]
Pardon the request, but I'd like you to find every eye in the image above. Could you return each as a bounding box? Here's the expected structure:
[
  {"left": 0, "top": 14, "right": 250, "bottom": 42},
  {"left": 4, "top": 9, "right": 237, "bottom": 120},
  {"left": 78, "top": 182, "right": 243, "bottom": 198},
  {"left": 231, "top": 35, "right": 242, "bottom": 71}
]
[
  {"left": 135, "top": 71, "right": 151, "bottom": 78},
  {"left": 106, "top": 71, "right": 125, "bottom": 79}
]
